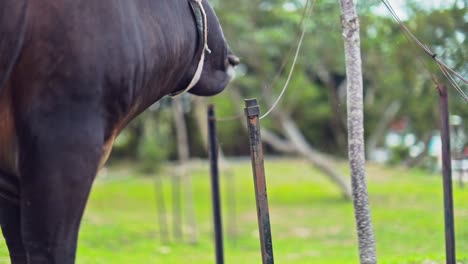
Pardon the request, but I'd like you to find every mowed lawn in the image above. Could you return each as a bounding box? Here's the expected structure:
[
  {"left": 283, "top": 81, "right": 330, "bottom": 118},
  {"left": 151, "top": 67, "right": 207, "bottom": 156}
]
[{"left": 1, "top": 159, "right": 467, "bottom": 263}]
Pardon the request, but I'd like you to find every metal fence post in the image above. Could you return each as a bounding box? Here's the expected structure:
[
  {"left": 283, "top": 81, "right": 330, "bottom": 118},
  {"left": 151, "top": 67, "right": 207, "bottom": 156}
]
[
  {"left": 244, "top": 98, "right": 275, "bottom": 264},
  {"left": 208, "top": 104, "right": 225, "bottom": 264},
  {"left": 438, "top": 84, "right": 456, "bottom": 264}
]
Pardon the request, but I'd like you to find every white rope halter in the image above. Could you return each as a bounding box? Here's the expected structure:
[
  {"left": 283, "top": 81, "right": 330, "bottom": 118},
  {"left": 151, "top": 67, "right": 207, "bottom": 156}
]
[{"left": 171, "top": 0, "right": 210, "bottom": 97}]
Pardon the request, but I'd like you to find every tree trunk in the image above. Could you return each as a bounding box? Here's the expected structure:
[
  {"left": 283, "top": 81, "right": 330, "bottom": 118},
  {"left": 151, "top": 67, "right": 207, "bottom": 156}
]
[
  {"left": 231, "top": 87, "right": 352, "bottom": 200},
  {"left": 315, "top": 65, "right": 347, "bottom": 150},
  {"left": 193, "top": 97, "right": 229, "bottom": 166},
  {"left": 339, "top": 0, "right": 377, "bottom": 263},
  {"left": 366, "top": 101, "right": 401, "bottom": 157},
  {"left": 193, "top": 96, "right": 238, "bottom": 240},
  {"left": 279, "top": 113, "right": 352, "bottom": 199},
  {"left": 154, "top": 174, "right": 170, "bottom": 244},
  {"left": 172, "top": 97, "right": 197, "bottom": 244},
  {"left": 193, "top": 97, "right": 209, "bottom": 151}
]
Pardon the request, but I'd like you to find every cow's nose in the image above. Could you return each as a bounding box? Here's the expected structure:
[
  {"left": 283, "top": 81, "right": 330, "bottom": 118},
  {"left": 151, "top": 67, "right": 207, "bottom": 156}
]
[{"left": 227, "top": 54, "right": 240, "bottom": 66}]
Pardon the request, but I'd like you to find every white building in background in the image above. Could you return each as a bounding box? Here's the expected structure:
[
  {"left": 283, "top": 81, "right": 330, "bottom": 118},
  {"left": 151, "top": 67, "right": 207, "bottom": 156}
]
[{"left": 371, "top": 115, "right": 467, "bottom": 174}]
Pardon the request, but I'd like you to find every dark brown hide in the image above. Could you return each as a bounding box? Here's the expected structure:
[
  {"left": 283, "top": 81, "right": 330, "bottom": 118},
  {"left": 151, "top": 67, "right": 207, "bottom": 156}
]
[{"left": 0, "top": 0, "right": 238, "bottom": 263}]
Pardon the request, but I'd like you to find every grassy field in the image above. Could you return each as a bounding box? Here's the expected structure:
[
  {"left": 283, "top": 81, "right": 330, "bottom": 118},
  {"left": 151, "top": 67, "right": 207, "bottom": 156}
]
[{"left": 1, "top": 159, "right": 467, "bottom": 263}]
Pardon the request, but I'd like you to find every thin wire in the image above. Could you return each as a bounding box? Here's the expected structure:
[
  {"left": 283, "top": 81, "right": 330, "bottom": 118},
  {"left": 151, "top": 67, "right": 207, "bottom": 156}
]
[
  {"left": 259, "top": 0, "right": 315, "bottom": 120},
  {"left": 216, "top": 113, "right": 244, "bottom": 122},
  {"left": 381, "top": 1, "right": 432, "bottom": 55},
  {"left": 381, "top": 0, "right": 439, "bottom": 83},
  {"left": 216, "top": 0, "right": 314, "bottom": 122},
  {"left": 437, "top": 62, "right": 468, "bottom": 101},
  {"left": 266, "top": 0, "right": 312, "bottom": 89},
  {"left": 436, "top": 58, "right": 468, "bottom": 84},
  {"left": 380, "top": 0, "right": 468, "bottom": 102}
]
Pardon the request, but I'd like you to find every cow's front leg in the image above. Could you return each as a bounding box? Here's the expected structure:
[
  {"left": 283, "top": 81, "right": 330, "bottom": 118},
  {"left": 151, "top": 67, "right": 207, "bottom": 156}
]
[
  {"left": 17, "top": 109, "right": 104, "bottom": 264},
  {"left": 0, "top": 199, "right": 27, "bottom": 264}
]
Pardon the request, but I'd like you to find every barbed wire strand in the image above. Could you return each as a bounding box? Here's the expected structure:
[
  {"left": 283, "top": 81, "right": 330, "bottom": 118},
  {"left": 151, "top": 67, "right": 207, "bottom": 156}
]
[
  {"left": 216, "top": 113, "right": 244, "bottom": 122},
  {"left": 383, "top": 0, "right": 468, "bottom": 100},
  {"left": 437, "top": 61, "right": 468, "bottom": 101},
  {"left": 381, "top": 0, "right": 468, "bottom": 101},
  {"left": 436, "top": 58, "right": 468, "bottom": 83},
  {"left": 380, "top": 0, "right": 440, "bottom": 85},
  {"left": 259, "top": 0, "right": 316, "bottom": 120}
]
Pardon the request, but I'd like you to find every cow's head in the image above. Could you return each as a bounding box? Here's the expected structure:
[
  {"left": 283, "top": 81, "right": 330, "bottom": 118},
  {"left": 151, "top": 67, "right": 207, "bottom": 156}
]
[{"left": 185, "top": 0, "right": 239, "bottom": 96}]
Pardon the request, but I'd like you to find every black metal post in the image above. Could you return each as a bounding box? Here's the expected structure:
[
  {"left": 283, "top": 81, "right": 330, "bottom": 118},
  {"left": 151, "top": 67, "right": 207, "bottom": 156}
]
[
  {"left": 208, "top": 105, "right": 225, "bottom": 264},
  {"left": 438, "top": 84, "right": 456, "bottom": 264},
  {"left": 244, "top": 99, "right": 274, "bottom": 264}
]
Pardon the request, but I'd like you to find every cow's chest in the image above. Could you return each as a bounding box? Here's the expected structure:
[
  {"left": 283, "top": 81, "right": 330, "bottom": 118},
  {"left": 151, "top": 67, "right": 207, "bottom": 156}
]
[{"left": 0, "top": 84, "right": 18, "bottom": 177}]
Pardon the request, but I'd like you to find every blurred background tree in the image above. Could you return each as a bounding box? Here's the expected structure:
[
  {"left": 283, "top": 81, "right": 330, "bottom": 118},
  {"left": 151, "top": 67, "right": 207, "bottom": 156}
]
[{"left": 108, "top": 0, "right": 467, "bottom": 171}]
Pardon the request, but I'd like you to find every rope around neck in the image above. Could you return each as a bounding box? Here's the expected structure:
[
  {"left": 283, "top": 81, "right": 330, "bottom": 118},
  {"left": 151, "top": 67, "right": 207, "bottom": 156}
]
[{"left": 172, "top": 0, "right": 210, "bottom": 97}]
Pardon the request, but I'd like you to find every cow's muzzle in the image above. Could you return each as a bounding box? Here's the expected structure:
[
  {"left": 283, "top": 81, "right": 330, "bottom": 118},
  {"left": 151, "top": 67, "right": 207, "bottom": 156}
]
[{"left": 227, "top": 54, "right": 240, "bottom": 67}]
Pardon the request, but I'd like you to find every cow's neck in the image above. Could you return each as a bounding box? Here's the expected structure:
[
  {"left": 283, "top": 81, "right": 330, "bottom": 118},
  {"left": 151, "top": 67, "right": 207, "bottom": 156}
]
[{"left": 170, "top": 0, "right": 210, "bottom": 97}]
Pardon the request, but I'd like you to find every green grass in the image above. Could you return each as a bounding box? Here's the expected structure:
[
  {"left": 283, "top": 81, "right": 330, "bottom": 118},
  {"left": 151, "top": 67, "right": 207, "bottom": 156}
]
[{"left": 1, "top": 159, "right": 467, "bottom": 263}]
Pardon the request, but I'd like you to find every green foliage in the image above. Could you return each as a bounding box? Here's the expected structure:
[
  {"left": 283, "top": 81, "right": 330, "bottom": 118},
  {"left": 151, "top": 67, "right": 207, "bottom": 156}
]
[
  {"left": 388, "top": 145, "right": 411, "bottom": 165},
  {"left": 109, "top": 0, "right": 467, "bottom": 159},
  {"left": 136, "top": 110, "right": 174, "bottom": 173},
  {"left": 205, "top": 93, "right": 251, "bottom": 155},
  {"left": 211, "top": 0, "right": 466, "bottom": 156}
]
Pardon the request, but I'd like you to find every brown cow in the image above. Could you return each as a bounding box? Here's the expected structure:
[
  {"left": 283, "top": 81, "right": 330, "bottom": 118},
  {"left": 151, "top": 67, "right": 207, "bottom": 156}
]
[{"left": 0, "top": 0, "right": 238, "bottom": 263}]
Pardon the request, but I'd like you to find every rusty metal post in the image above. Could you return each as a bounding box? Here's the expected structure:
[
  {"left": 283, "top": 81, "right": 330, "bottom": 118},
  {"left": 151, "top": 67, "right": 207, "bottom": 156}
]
[
  {"left": 438, "top": 84, "right": 456, "bottom": 264},
  {"left": 208, "top": 105, "right": 225, "bottom": 264},
  {"left": 244, "top": 98, "right": 274, "bottom": 264}
]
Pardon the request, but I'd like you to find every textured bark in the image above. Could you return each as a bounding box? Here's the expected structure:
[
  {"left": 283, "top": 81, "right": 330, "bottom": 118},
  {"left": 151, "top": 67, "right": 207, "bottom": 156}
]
[
  {"left": 172, "top": 97, "right": 197, "bottom": 244},
  {"left": 339, "top": 0, "right": 377, "bottom": 263}
]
